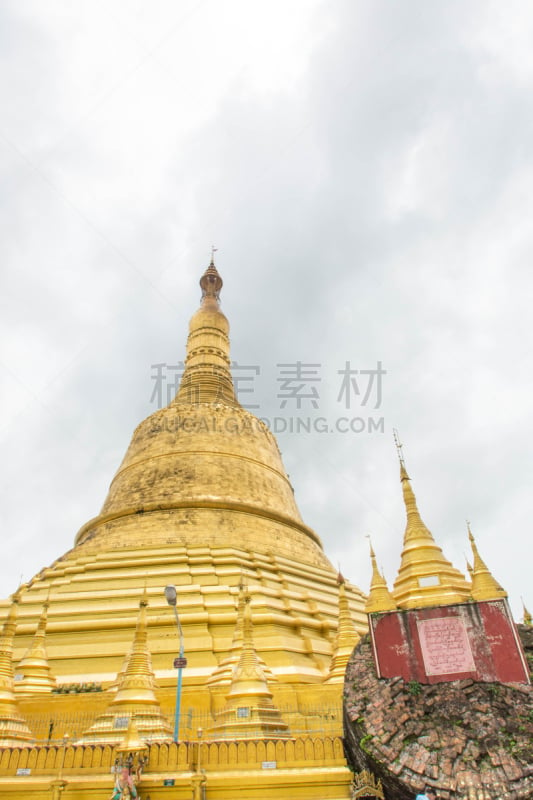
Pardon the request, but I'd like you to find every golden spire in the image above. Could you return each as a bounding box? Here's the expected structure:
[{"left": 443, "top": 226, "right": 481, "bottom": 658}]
[
  {"left": 80, "top": 590, "right": 172, "bottom": 743},
  {"left": 522, "top": 599, "right": 532, "bottom": 626},
  {"left": 468, "top": 523, "right": 507, "bottom": 602},
  {"left": 15, "top": 593, "right": 56, "bottom": 695},
  {"left": 174, "top": 258, "right": 238, "bottom": 406},
  {"left": 211, "top": 592, "right": 289, "bottom": 739},
  {"left": 325, "top": 571, "right": 360, "bottom": 682},
  {"left": 207, "top": 578, "right": 274, "bottom": 687},
  {"left": 364, "top": 541, "right": 397, "bottom": 614},
  {"left": 391, "top": 431, "right": 471, "bottom": 609},
  {"left": 0, "top": 591, "right": 34, "bottom": 744}
]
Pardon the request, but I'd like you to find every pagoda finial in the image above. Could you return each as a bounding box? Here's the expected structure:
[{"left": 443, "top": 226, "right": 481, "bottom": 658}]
[
  {"left": 393, "top": 428, "right": 406, "bottom": 471},
  {"left": 365, "top": 537, "right": 397, "bottom": 614},
  {"left": 174, "top": 257, "right": 238, "bottom": 406},
  {"left": 199, "top": 255, "right": 223, "bottom": 304},
  {"left": 468, "top": 523, "right": 507, "bottom": 602},
  {"left": 392, "top": 442, "right": 471, "bottom": 609}
]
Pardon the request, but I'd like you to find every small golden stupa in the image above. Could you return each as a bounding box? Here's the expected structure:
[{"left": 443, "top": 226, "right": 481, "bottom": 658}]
[{"left": 391, "top": 431, "right": 471, "bottom": 609}]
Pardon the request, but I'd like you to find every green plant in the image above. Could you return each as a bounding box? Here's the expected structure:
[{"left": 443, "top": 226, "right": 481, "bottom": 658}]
[{"left": 407, "top": 681, "right": 422, "bottom": 696}]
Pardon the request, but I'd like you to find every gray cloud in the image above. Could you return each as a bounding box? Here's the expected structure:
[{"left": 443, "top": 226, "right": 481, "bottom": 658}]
[{"left": 1, "top": 0, "right": 531, "bottom": 620}]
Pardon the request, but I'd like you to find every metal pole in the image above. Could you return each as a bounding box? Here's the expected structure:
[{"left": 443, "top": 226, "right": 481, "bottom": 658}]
[{"left": 173, "top": 606, "right": 184, "bottom": 744}]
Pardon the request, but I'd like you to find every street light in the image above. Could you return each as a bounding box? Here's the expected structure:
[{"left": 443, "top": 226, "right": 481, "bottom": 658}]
[{"left": 164, "top": 585, "right": 186, "bottom": 743}]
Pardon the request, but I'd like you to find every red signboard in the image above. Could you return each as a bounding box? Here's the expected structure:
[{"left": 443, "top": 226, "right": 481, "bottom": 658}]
[{"left": 369, "top": 600, "right": 530, "bottom": 685}]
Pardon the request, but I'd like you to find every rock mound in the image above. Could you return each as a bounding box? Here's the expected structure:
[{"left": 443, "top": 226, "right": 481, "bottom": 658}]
[{"left": 344, "top": 631, "right": 533, "bottom": 799}]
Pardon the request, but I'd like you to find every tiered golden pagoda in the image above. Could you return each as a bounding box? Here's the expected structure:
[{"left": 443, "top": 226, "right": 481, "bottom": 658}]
[
  {"left": 211, "top": 590, "right": 290, "bottom": 739},
  {"left": 0, "top": 258, "right": 367, "bottom": 798},
  {"left": 15, "top": 594, "right": 56, "bottom": 695},
  {"left": 467, "top": 523, "right": 507, "bottom": 602},
  {"left": 364, "top": 543, "right": 397, "bottom": 614},
  {"left": 79, "top": 590, "right": 172, "bottom": 743},
  {"left": 0, "top": 591, "right": 34, "bottom": 745},
  {"left": 391, "top": 433, "right": 471, "bottom": 609},
  {"left": 523, "top": 600, "right": 532, "bottom": 627},
  {"left": 325, "top": 572, "right": 360, "bottom": 682}
]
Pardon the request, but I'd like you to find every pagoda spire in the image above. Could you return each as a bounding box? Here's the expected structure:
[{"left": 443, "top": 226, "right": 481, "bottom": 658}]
[
  {"left": 391, "top": 431, "right": 471, "bottom": 609},
  {"left": 174, "top": 257, "right": 238, "bottom": 406},
  {"left": 211, "top": 591, "right": 289, "bottom": 739},
  {"left": 468, "top": 523, "right": 507, "bottom": 602},
  {"left": 0, "top": 591, "right": 34, "bottom": 744},
  {"left": 325, "top": 570, "right": 360, "bottom": 682},
  {"left": 80, "top": 590, "right": 172, "bottom": 744},
  {"left": 364, "top": 541, "right": 397, "bottom": 614},
  {"left": 15, "top": 593, "right": 56, "bottom": 695}
]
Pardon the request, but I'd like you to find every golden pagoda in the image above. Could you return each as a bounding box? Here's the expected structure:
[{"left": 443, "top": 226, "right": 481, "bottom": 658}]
[
  {"left": 364, "top": 543, "right": 397, "bottom": 614},
  {"left": 467, "top": 523, "right": 507, "bottom": 602},
  {"left": 79, "top": 590, "right": 173, "bottom": 743},
  {"left": 0, "top": 591, "right": 34, "bottom": 746},
  {"left": 0, "top": 259, "right": 367, "bottom": 799},
  {"left": 391, "top": 432, "right": 471, "bottom": 609},
  {"left": 210, "top": 589, "right": 290, "bottom": 739},
  {"left": 14, "top": 593, "right": 56, "bottom": 695},
  {"left": 325, "top": 572, "right": 360, "bottom": 681}
]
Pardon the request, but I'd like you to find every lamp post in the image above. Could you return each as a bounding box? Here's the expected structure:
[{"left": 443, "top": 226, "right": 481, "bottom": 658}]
[{"left": 164, "top": 585, "right": 186, "bottom": 743}]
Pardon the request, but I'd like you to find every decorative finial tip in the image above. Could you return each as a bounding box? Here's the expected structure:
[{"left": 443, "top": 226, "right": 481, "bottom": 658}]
[
  {"left": 200, "top": 249, "right": 223, "bottom": 301},
  {"left": 393, "top": 429, "right": 409, "bottom": 478},
  {"left": 365, "top": 534, "right": 376, "bottom": 559}
]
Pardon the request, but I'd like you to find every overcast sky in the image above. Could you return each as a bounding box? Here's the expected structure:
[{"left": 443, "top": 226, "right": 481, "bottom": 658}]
[{"left": 1, "top": 0, "right": 532, "bottom": 620}]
